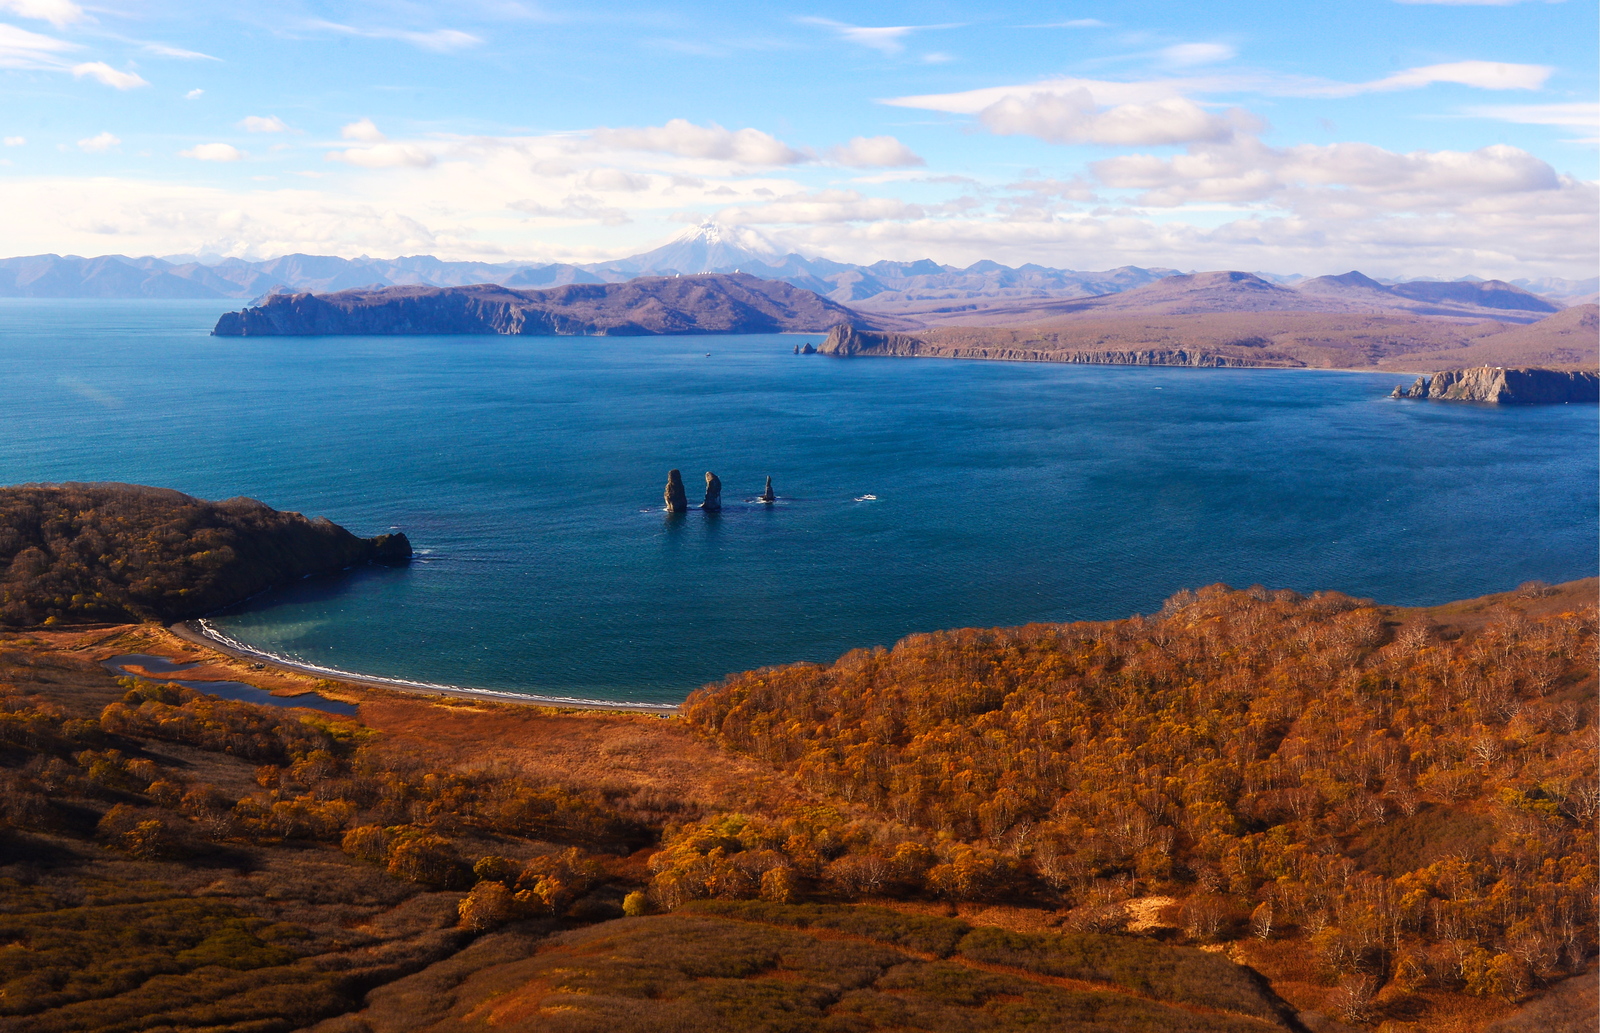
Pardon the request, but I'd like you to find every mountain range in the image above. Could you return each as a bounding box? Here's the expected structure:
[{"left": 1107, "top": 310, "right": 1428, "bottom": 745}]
[{"left": 3, "top": 222, "right": 1594, "bottom": 318}]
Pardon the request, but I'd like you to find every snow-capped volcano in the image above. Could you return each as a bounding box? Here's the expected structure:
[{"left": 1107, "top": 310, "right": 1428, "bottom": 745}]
[{"left": 596, "top": 221, "right": 788, "bottom": 277}]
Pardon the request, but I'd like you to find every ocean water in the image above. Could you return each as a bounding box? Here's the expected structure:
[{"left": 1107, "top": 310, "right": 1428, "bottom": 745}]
[{"left": 1, "top": 299, "right": 1594, "bottom": 704}]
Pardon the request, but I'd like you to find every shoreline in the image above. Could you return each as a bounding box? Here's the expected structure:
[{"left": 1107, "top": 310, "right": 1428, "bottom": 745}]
[{"left": 171, "top": 619, "right": 681, "bottom": 715}]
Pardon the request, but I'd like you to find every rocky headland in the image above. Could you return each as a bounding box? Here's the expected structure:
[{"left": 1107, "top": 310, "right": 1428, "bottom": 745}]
[
  {"left": 0, "top": 482, "right": 410, "bottom": 626},
  {"left": 1393, "top": 366, "right": 1600, "bottom": 404},
  {"left": 815, "top": 304, "right": 1598, "bottom": 373},
  {"left": 212, "top": 273, "right": 893, "bottom": 337}
]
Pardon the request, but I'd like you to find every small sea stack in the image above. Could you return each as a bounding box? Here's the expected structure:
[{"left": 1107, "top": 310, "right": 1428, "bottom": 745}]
[
  {"left": 759, "top": 476, "right": 776, "bottom": 504},
  {"left": 702, "top": 471, "right": 722, "bottom": 512},
  {"left": 664, "top": 469, "right": 688, "bottom": 513}
]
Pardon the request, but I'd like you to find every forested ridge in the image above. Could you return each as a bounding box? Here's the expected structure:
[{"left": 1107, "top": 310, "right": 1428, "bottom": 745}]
[
  {"left": 679, "top": 583, "right": 1597, "bottom": 1016},
  {"left": 0, "top": 483, "right": 409, "bottom": 626}
]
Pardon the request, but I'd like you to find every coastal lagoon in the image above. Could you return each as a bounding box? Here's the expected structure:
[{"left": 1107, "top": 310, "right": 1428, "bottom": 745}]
[{"left": 2, "top": 299, "right": 1594, "bottom": 704}]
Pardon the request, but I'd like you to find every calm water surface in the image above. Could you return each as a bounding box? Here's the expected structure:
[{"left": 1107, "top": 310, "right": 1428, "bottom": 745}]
[{"left": 1, "top": 299, "right": 1594, "bottom": 703}]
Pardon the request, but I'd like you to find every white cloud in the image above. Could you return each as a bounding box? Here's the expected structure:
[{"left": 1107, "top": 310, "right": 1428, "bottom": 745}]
[
  {"left": 0, "top": 21, "right": 76, "bottom": 68},
  {"left": 885, "top": 60, "right": 1556, "bottom": 118},
  {"left": 1351, "top": 60, "right": 1551, "bottom": 93},
  {"left": 1093, "top": 137, "right": 1563, "bottom": 208},
  {"left": 582, "top": 167, "right": 650, "bottom": 191},
  {"left": 0, "top": 0, "right": 83, "bottom": 28},
  {"left": 979, "top": 89, "right": 1248, "bottom": 146},
  {"left": 308, "top": 20, "right": 482, "bottom": 52},
  {"left": 185, "top": 88, "right": 203, "bottom": 99},
  {"left": 510, "top": 194, "right": 630, "bottom": 225},
  {"left": 827, "top": 135, "right": 925, "bottom": 168},
  {"left": 1465, "top": 101, "right": 1599, "bottom": 141},
  {"left": 76, "top": 131, "right": 119, "bottom": 152},
  {"left": 71, "top": 62, "right": 149, "bottom": 89},
  {"left": 341, "top": 118, "right": 386, "bottom": 142},
  {"left": 327, "top": 143, "right": 434, "bottom": 168},
  {"left": 1022, "top": 19, "right": 1107, "bottom": 27},
  {"left": 714, "top": 188, "right": 924, "bottom": 225},
  {"left": 1160, "top": 43, "right": 1236, "bottom": 67},
  {"left": 4, "top": 135, "right": 24, "bottom": 145},
  {"left": 592, "top": 119, "right": 805, "bottom": 165},
  {"left": 797, "top": 17, "right": 959, "bottom": 55},
  {"left": 885, "top": 77, "right": 1191, "bottom": 114},
  {"left": 181, "top": 142, "right": 245, "bottom": 161},
  {"left": 239, "top": 115, "right": 291, "bottom": 133},
  {"left": 143, "top": 43, "right": 219, "bottom": 60}
]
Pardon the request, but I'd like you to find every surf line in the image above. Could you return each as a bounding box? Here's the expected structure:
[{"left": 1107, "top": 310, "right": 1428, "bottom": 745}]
[{"left": 178, "top": 619, "right": 679, "bottom": 714}]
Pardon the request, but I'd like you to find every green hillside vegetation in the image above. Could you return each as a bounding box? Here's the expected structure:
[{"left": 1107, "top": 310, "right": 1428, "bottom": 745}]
[{"left": 0, "top": 483, "right": 409, "bottom": 626}]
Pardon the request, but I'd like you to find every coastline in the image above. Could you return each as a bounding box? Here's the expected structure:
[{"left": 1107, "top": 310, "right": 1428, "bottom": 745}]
[{"left": 171, "top": 619, "right": 681, "bottom": 715}]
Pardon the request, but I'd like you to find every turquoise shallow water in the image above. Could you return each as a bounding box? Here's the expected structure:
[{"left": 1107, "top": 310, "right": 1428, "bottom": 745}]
[{"left": 1, "top": 299, "right": 1594, "bottom": 703}]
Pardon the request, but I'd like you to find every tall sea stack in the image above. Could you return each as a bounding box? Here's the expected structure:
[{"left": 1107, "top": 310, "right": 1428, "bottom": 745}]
[
  {"left": 702, "top": 472, "right": 722, "bottom": 512},
  {"left": 664, "top": 469, "right": 687, "bottom": 513},
  {"left": 759, "top": 476, "right": 776, "bottom": 503}
]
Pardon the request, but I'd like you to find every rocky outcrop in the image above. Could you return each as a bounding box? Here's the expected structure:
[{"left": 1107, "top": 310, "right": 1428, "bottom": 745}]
[
  {"left": 702, "top": 472, "right": 722, "bottom": 512},
  {"left": 213, "top": 274, "right": 881, "bottom": 337},
  {"left": 0, "top": 483, "right": 411, "bottom": 626},
  {"left": 664, "top": 470, "right": 688, "bottom": 513},
  {"left": 759, "top": 477, "right": 775, "bottom": 504},
  {"left": 1395, "top": 366, "right": 1599, "bottom": 404},
  {"left": 818, "top": 325, "right": 1300, "bottom": 368}
]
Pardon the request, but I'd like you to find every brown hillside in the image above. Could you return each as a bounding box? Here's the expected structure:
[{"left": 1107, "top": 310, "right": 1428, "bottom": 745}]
[{"left": 820, "top": 306, "right": 1598, "bottom": 372}]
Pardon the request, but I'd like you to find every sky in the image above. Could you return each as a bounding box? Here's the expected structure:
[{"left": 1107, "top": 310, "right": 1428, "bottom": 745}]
[{"left": 0, "top": 0, "right": 1595, "bottom": 278}]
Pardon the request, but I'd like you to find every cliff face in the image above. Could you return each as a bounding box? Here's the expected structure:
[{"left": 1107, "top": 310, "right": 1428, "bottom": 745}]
[
  {"left": 213, "top": 274, "right": 876, "bottom": 337},
  {"left": 1400, "top": 367, "right": 1600, "bottom": 404},
  {"left": 818, "top": 325, "right": 1300, "bottom": 368},
  {"left": 0, "top": 483, "right": 411, "bottom": 626}
]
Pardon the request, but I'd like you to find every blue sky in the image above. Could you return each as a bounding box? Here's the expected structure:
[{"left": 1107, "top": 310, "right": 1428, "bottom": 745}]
[{"left": 0, "top": 0, "right": 1595, "bottom": 277}]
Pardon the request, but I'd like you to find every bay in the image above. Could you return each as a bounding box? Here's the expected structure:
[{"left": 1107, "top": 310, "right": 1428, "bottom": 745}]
[{"left": 0, "top": 299, "right": 1593, "bottom": 704}]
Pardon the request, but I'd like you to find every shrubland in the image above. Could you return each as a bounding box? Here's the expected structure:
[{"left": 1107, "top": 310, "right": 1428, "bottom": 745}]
[{"left": 0, "top": 577, "right": 1591, "bottom": 1032}]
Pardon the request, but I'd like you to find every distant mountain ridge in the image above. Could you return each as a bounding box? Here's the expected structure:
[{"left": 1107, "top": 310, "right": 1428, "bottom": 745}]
[{"left": 9, "top": 221, "right": 1588, "bottom": 312}]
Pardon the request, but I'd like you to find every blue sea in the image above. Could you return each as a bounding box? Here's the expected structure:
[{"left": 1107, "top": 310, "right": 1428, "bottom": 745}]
[{"left": 1, "top": 299, "right": 1594, "bottom": 704}]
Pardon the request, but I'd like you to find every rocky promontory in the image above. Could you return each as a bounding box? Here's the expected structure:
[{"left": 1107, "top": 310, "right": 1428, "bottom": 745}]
[
  {"left": 213, "top": 274, "right": 882, "bottom": 337},
  {"left": 1393, "top": 366, "right": 1600, "bottom": 404},
  {"left": 0, "top": 483, "right": 410, "bottom": 626},
  {"left": 818, "top": 325, "right": 1300, "bottom": 368}
]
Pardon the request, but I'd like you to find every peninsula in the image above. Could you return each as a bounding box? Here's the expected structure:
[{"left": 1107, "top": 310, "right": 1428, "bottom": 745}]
[
  {"left": 0, "top": 482, "right": 409, "bottom": 626},
  {"left": 818, "top": 302, "right": 1599, "bottom": 375},
  {"left": 211, "top": 273, "right": 894, "bottom": 337}
]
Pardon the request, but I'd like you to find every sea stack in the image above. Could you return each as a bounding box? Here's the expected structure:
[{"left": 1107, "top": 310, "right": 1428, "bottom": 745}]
[
  {"left": 664, "top": 469, "right": 687, "bottom": 513},
  {"left": 759, "top": 476, "right": 776, "bottom": 503},
  {"left": 702, "top": 471, "right": 722, "bottom": 512}
]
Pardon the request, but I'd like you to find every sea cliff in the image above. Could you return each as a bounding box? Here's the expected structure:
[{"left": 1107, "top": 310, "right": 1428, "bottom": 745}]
[
  {"left": 1396, "top": 366, "right": 1600, "bottom": 404},
  {"left": 817, "top": 325, "right": 1299, "bottom": 368},
  {"left": 0, "top": 482, "right": 410, "bottom": 625},
  {"left": 213, "top": 274, "right": 877, "bottom": 337}
]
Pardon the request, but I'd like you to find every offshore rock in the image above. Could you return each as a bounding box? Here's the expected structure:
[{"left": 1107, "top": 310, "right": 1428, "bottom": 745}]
[
  {"left": 371, "top": 532, "right": 414, "bottom": 565},
  {"left": 664, "top": 469, "right": 688, "bottom": 513},
  {"left": 759, "top": 476, "right": 776, "bottom": 504},
  {"left": 800, "top": 342, "right": 817, "bottom": 354},
  {"left": 1401, "top": 366, "right": 1599, "bottom": 404},
  {"left": 702, "top": 472, "right": 722, "bottom": 512}
]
